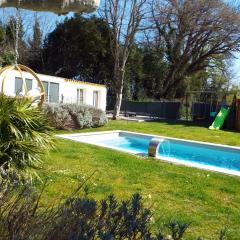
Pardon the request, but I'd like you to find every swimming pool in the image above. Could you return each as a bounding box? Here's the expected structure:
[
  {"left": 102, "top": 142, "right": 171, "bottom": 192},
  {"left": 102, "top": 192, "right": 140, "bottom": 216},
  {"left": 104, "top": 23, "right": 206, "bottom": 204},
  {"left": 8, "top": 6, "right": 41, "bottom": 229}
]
[{"left": 58, "top": 131, "right": 240, "bottom": 176}]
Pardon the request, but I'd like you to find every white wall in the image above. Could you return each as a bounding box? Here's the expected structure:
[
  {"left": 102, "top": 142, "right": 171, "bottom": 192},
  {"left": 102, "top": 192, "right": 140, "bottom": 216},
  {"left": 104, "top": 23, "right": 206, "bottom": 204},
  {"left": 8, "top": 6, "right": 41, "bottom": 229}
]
[{"left": 0, "top": 69, "right": 107, "bottom": 111}]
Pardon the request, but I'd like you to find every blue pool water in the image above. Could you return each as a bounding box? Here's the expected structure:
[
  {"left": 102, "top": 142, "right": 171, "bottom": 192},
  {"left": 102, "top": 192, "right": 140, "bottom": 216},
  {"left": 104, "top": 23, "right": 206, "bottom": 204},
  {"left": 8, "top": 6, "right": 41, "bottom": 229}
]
[{"left": 94, "top": 132, "right": 240, "bottom": 173}]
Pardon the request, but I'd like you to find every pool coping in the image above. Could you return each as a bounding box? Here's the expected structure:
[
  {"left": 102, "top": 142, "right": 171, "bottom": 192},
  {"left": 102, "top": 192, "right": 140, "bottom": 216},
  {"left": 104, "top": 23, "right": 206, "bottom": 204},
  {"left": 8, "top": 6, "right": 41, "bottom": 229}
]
[{"left": 57, "top": 130, "right": 240, "bottom": 177}]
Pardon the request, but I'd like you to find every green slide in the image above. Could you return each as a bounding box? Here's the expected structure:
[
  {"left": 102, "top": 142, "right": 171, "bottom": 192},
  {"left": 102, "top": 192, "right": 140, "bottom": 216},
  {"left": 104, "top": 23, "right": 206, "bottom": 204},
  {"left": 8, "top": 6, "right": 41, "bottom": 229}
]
[{"left": 209, "top": 107, "right": 230, "bottom": 130}]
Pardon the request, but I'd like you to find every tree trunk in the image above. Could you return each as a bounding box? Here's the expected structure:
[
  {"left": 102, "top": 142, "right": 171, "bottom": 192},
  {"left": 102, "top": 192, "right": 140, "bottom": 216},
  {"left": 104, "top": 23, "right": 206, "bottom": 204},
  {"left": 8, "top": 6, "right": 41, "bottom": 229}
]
[
  {"left": 112, "top": 88, "right": 123, "bottom": 120},
  {"left": 112, "top": 69, "right": 125, "bottom": 120}
]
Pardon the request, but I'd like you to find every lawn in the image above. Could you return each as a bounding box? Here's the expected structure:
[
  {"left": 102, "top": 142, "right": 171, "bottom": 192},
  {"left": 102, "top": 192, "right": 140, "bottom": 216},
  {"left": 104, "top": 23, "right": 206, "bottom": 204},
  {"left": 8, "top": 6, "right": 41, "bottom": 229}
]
[{"left": 39, "top": 120, "right": 240, "bottom": 239}]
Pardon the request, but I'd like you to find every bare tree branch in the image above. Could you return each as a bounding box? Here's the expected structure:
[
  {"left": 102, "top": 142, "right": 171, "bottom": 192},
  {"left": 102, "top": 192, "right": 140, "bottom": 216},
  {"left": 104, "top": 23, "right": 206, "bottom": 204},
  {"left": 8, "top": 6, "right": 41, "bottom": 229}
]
[
  {"left": 101, "top": 0, "right": 149, "bottom": 119},
  {"left": 151, "top": 0, "right": 240, "bottom": 98}
]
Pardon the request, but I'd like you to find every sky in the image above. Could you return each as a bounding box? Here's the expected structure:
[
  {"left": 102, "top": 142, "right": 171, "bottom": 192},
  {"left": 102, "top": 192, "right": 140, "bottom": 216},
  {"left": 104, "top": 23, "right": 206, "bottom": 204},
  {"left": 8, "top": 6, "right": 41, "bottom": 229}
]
[
  {"left": 225, "top": 0, "right": 240, "bottom": 85},
  {"left": 233, "top": 53, "right": 240, "bottom": 83},
  {"left": 0, "top": 4, "right": 239, "bottom": 86}
]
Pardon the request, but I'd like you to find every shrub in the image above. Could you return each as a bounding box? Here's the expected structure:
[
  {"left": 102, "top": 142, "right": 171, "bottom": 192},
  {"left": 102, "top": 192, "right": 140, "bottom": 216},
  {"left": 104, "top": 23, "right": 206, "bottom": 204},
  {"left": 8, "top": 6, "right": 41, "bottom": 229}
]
[
  {"left": 0, "top": 94, "right": 54, "bottom": 179},
  {"left": 43, "top": 103, "right": 108, "bottom": 130},
  {"left": 0, "top": 180, "right": 228, "bottom": 240},
  {"left": 0, "top": 181, "right": 190, "bottom": 240},
  {"left": 66, "top": 104, "right": 93, "bottom": 129},
  {"left": 88, "top": 106, "right": 108, "bottom": 127},
  {"left": 42, "top": 104, "right": 72, "bottom": 130}
]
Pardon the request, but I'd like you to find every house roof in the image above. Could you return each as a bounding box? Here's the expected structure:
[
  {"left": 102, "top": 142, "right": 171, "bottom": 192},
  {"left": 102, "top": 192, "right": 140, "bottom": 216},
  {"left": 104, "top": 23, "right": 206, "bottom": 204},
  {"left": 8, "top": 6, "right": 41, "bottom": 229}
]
[
  {"left": 36, "top": 72, "right": 106, "bottom": 88},
  {"left": 0, "top": 67, "right": 106, "bottom": 88},
  {"left": 0, "top": 0, "right": 100, "bottom": 13},
  {"left": 64, "top": 78, "right": 106, "bottom": 88}
]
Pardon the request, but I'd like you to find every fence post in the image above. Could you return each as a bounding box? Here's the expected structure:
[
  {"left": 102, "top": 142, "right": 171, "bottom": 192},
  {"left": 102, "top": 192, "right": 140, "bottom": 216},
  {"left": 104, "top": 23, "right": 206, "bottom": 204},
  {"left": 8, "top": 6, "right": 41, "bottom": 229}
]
[
  {"left": 186, "top": 93, "right": 188, "bottom": 121},
  {"left": 124, "top": 100, "right": 127, "bottom": 116},
  {"left": 236, "top": 98, "right": 240, "bottom": 131}
]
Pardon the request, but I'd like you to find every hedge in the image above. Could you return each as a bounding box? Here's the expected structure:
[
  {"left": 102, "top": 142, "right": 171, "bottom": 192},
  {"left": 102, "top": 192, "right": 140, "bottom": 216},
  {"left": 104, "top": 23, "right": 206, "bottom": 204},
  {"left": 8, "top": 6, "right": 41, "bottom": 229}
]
[{"left": 43, "top": 103, "right": 108, "bottom": 130}]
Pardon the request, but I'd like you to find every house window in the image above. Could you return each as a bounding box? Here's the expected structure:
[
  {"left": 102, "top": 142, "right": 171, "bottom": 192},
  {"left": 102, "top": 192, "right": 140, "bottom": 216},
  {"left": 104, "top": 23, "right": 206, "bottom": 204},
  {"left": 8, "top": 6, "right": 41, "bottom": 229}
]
[
  {"left": 41, "top": 81, "right": 59, "bottom": 103},
  {"left": 15, "top": 78, "right": 33, "bottom": 95},
  {"left": 15, "top": 77, "right": 23, "bottom": 95},
  {"left": 26, "top": 78, "right": 33, "bottom": 91},
  {"left": 42, "top": 81, "right": 49, "bottom": 102},
  {"left": 77, "top": 89, "right": 84, "bottom": 104},
  {"left": 49, "top": 82, "right": 59, "bottom": 103},
  {"left": 93, "top": 91, "right": 99, "bottom": 108}
]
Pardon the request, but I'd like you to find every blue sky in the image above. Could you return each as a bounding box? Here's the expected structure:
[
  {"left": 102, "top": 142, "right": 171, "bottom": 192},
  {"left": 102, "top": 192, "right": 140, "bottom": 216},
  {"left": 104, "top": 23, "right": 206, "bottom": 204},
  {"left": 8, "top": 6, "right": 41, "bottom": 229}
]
[
  {"left": 233, "top": 53, "right": 240, "bottom": 83},
  {"left": 0, "top": 6, "right": 239, "bottom": 85}
]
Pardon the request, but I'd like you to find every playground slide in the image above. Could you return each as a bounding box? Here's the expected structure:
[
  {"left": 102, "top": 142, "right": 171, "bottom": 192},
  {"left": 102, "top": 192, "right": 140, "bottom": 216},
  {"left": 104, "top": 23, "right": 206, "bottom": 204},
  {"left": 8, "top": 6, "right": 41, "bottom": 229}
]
[{"left": 209, "top": 107, "right": 230, "bottom": 130}]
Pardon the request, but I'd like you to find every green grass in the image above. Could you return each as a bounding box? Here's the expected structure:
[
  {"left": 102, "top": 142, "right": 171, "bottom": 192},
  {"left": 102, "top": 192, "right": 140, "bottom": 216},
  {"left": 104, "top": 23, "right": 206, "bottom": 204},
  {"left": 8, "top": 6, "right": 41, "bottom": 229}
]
[{"left": 39, "top": 120, "right": 240, "bottom": 239}]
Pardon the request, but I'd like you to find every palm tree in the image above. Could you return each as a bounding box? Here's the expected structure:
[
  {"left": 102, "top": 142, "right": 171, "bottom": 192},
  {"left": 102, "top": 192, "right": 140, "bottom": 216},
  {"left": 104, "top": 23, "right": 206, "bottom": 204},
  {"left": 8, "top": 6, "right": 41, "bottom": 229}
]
[{"left": 0, "top": 94, "right": 53, "bottom": 178}]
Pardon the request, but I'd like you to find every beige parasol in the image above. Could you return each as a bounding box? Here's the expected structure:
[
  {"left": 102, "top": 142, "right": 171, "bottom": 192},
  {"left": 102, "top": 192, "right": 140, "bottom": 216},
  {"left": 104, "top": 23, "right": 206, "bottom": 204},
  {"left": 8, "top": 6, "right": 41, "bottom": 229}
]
[{"left": 0, "top": 0, "right": 100, "bottom": 13}]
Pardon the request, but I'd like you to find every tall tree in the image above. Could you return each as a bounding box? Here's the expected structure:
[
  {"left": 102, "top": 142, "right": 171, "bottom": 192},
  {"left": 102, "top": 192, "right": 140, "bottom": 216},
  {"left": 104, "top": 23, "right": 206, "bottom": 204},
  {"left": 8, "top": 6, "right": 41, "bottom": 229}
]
[
  {"left": 0, "top": 22, "right": 16, "bottom": 66},
  {"left": 5, "top": 15, "right": 26, "bottom": 64},
  {"left": 151, "top": 0, "right": 240, "bottom": 98},
  {"left": 30, "top": 16, "right": 42, "bottom": 50},
  {"left": 27, "top": 16, "right": 43, "bottom": 72},
  {"left": 124, "top": 44, "right": 168, "bottom": 101},
  {"left": 42, "top": 15, "right": 113, "bottom": 84},
  {"left": 102, "top": 0, "right": 148, "bottom": 119}
]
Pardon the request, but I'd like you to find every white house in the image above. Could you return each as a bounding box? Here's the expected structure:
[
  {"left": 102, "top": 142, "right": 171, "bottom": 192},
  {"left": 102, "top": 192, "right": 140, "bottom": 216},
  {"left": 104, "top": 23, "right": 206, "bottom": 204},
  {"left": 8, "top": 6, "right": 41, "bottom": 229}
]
[{"left": 0, "top": 70, "right": 107, "bottom": 111}]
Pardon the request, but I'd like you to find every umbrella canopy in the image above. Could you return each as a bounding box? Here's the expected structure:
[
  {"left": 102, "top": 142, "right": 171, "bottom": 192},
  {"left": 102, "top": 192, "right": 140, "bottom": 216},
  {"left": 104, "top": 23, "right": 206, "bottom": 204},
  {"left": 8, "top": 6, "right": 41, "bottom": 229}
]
[{"left": 0, "top": 0, "right": 100, "bottom": 13}]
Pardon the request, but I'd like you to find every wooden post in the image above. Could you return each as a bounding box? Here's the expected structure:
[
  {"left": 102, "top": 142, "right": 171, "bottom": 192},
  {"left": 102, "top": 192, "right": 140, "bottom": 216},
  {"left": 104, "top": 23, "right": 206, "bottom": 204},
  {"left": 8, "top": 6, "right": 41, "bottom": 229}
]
[{"left": 236, "top": 99, "right": 240, "bottom": 131}]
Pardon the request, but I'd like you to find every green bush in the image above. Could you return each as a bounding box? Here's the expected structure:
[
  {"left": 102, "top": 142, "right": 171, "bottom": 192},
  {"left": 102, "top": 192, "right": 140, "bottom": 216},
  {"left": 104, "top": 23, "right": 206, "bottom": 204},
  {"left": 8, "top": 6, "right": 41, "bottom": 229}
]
[
  {"left": 0, "top": 94, "right": 54, "bottom": 179},
  {"left": 43, "top": 103, "right": 108, "bottom": 130}
]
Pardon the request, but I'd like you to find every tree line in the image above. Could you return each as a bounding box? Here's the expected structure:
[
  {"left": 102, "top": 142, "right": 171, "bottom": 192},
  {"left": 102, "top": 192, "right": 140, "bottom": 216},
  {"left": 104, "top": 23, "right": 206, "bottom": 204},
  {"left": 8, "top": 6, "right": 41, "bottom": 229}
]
[{"left": 0, "top": 0, "right": 240, "bottom": 118}]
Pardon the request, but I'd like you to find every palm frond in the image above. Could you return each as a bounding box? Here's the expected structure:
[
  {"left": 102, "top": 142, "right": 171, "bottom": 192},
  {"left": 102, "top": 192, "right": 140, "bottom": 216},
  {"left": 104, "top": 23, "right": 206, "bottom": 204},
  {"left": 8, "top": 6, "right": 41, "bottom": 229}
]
[{"left": 0, "top": 94, "right": 54, "bottom": 178}]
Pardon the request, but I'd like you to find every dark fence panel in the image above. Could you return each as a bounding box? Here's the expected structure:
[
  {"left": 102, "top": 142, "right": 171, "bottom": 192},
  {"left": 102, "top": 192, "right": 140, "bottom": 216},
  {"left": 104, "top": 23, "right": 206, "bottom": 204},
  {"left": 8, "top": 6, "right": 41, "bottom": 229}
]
[
  {"left": 119, "top": 99, "right": 236, "bottom": 129},
  {"left": 192, "top": 103, "right": 220, "bottom": 123},
  {"left": 121, "top": 101, "right": 181, "bottom": 120},
  {"left": 192, "top": 102, "right": 236, "bottom": 129},
  {"left": 224, "top": 102, "right": 236, "bottom": 130}
]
